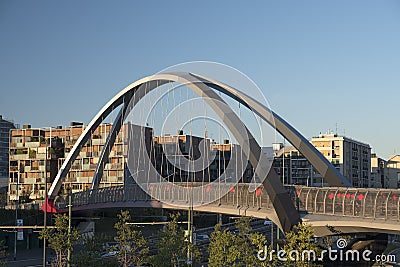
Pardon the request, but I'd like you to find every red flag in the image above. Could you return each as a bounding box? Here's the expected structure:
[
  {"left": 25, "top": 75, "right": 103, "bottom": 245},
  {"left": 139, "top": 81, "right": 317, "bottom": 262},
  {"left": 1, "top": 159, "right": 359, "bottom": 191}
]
[
  {"left": 256, "top": 188, "right": 262, "bottom": 197},
  {"left": 40, "top": 197, "right": 58, "bottom": 213}
]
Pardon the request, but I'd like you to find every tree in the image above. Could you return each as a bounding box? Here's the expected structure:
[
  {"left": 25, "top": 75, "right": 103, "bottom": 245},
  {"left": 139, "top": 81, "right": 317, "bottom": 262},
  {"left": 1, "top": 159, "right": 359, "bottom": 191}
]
[
  {"left": 0, "top": 240, "right": 8, "bottom": 267},
  {"left": 114, "top": 210, "right": 149, "bottom": 267},
  {"left": 208, "top": 217, "right": 267, "bottom": 267},
  {"left": 39, "top": 214, "right": 80, "bottom": 267},
  {"left": 208, "top": 223, "right": 238, "bottom": 266},
  {"left": 235, "top": 217, "right": 268, "bottom": 266},
  {"left": 282, "top": 223, "right": 321, "bottom": 267},
  {"left": 71, "top": 234, "right": 117, "bottom": 267},
  {"left": 150, "top": 213, "right": 187, "bottom": 267}
]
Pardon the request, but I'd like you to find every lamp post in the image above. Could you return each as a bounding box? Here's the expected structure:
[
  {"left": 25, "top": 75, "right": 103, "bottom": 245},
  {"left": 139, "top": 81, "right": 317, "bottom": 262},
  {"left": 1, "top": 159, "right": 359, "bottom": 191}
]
[
  {"left": 67, "top": 186, "right": 72, "bottom": 267},
  {"left": 186, "top": 166, "right": 194, "bottom": 266},
  {"left": 13, "top": 171, "right": 20, "bottom": 261},
  {"left": 43, "top": 127, "right": 52, "bottom": 267}
]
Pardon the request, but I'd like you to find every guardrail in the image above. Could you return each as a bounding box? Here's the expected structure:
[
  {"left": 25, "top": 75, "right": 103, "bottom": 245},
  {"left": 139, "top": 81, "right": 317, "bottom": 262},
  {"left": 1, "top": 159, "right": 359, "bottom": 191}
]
[
  {"left": 54, "top": 184, "right": 400, "bottom": 222},
  {"left": 55, "top": 183, "right": 274, "bottom": 211},
  {"left": 296, "top": 186, "right": 400, "bottom": 220}
]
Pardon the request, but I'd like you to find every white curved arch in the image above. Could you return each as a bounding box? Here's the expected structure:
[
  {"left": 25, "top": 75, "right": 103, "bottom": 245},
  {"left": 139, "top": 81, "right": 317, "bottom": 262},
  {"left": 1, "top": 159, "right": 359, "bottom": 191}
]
[{"left": 48, "top": 72, "right": 351, "bottom": 231}]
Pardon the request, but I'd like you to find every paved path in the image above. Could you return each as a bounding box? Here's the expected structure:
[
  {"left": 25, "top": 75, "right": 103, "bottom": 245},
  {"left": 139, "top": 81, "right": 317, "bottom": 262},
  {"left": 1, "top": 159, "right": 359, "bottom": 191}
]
[{"left": 5, "top": 248, "right": 52, "bottom": 267}]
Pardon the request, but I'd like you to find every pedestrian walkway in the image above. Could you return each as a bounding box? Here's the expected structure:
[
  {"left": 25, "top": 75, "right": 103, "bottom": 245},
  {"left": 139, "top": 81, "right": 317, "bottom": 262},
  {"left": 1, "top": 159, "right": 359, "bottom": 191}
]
[{"left": 6, "top": 248, "right": 51, "bottom": 267}]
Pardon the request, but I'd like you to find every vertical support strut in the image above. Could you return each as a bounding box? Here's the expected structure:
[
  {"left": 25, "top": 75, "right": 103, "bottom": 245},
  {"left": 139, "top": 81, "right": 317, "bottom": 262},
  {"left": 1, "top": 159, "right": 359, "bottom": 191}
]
[{"left": 91, "top": 98, "right": 130, "bottom": 190}]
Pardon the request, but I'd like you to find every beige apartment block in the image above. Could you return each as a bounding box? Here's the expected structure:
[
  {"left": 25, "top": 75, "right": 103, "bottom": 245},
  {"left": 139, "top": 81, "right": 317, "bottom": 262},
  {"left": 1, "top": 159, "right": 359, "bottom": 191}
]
[
  {"left": 272, "top": 145, "right": 314, "bottom": 186},
  {"left": 370, "top": 153, "right": 388, "bottom": 188},
  {"left": 8, "top": 123, "right": 125, "bottom": 205},
  {"left": 311, "top": 133, "right": 371, "bottom": 187},
  {"left": 272, "top": 134, "right": 372, "bottom": 188},
  {"left": 386, "top": 155, "right": 400, "bottom": 189}
]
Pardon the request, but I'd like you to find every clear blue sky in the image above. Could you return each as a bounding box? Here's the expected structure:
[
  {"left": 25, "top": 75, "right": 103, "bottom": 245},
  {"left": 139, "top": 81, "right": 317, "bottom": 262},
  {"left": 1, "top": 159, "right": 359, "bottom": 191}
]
[{"left": 1, "top": 1, "right": 399, "bottom": 159}]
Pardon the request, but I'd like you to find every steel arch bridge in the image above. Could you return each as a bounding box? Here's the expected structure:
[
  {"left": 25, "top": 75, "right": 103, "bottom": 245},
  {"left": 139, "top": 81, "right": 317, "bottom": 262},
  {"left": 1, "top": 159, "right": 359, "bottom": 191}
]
[
  {"left": 48, "top": 72, "right": 361, "bottom": 233},
  {"left": 54, "top": 183, "right": 400, "bottom": 236}
]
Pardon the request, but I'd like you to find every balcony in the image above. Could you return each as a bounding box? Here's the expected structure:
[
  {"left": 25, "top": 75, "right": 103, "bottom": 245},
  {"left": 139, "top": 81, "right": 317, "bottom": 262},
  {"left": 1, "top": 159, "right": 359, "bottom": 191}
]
[
  {"left": 82, "top": 164, "right": 91, "bottom": 170},
  {"left": 71, "top": 164, "right": 81, "bottom": 170},
  {"left": 92, "top": 139, "right": 103, "bottom": 145},
  {"left": 107, "top": 176, "right": 119, "bottom": 182},
  {"left": 12, "top": 154, "right": 28, "bottom": 160},
  {"left": 25, "top": 141, "right": 40, "bottom": 148},
  {"left": 76, "top": 177, "right": 91, "bottom": 183},
  {"left": 36, "top": 153, "right": 46, "bottom": 159},
  {"left": 24, "top": 177, "right": 37, "bottom": 184},
  {"left": 79, "top": 151, "right": 92, "bottom": 158},
  {"left": 10, "top": 166, "right": 19, "bottom": 171},
  {"left": 105, "top": 163, "right": 123, "bottom": 170}
]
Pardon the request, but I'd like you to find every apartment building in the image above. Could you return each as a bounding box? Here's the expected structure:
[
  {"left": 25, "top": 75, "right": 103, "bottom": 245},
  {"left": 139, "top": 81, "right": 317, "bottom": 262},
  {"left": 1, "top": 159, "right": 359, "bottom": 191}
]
[
  {"left": 152, "top": 132, "right": 254, "bottom": 183},
  {"left": 370, "top": 153, "right": 388, "bottom": 188},
  {"left": 370, "top": 154, "right": 400, "bottom": 189},
  {"left": 311, "top": 133, "right": 371, "bottom": 187},
  {"left": 272, "top": 134, "right": 372, "bottom": 187},
  {"left": 210, "top": 140, "right": 254, "bottom": 183},
  {"left": 61, "top": 123, "right": 126, "bottom": 192},
  {"left": 272, "top": 144, "right": 314, "bottom": 186},
  {"left": 0, "top": 115, "right": 16, "bottom": 187},
  {"left": 7, "top": 123, "right": 126, "bottom": 204},
  {"left": 386, "top": 155, "right": 400, "bottom": 189},
  {"left": 8, "top": 125, "right": 61, "bottom": 203},
  {"left": 10, "top": 123, "right": 247, "bottom": 204},
  {"left": 14, "top": 121, "right": 377, "bottom": 206}
]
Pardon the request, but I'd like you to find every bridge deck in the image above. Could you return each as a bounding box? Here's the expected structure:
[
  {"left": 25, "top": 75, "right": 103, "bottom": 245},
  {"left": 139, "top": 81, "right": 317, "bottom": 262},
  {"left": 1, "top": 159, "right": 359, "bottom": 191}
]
[{"left": 54, "top": 184, "right": 400, "bottom": 235}]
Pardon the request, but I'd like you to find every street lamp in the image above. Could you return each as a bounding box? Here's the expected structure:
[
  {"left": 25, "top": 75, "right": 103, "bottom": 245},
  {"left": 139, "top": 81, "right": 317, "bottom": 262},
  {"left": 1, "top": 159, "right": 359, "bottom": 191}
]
[
  {"left": 13, "top": 171, "right": 20, "bottom": 261},
  {"left": 66, "top": 186, "right": 72, "bottom": 267},
  {"left": 42, "top": 127, "right": 52, "bottom": 267}
]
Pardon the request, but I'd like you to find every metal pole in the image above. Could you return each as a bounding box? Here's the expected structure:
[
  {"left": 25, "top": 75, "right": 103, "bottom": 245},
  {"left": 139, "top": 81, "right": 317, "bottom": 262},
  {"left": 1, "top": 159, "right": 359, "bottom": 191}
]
[
  {"left": 14, "top": 171, "right": 19, "bottom": 261},
  {"left": 187, "top": 186, "right": 193, "bottom": 266},
  {"left": 271, "top": 221, "right": 274, "bottom": 248},
  {"left": 283, "top": 139, "right": 285, "bottom": 184},
  {"left": 43, "top": 127, "right": 50, "bottom": 267},
  {"left": 277, "top": 139, "right": 284, "bottom": 250},
  {"left": 276, "top": 224, "right": 280, "bottom": 251},
  {"left": 187, "top": 198, "right": 191, "bottom": 265},
  {"left": 67, "top": 188, "right": 71, "bottom": 267}
]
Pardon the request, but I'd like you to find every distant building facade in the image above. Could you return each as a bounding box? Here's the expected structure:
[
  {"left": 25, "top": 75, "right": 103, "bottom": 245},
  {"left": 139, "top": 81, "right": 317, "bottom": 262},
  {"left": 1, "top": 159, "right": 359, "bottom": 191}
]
[
  {"left": 0, "top": 115, "right": 16, "bottom": 187},
  {"left": 311, "top": 134, "right": 371, "bottom": 188},
  {"left": 386, "top": 155, "right": 400, "bottom": 189},
  {"left": 7, "top": 122, "right": 255, "bottom": 205},
  {"left": 7, "top": 123, "right": 126, "bottom": 204},
  {"left": 370, "top": 153, "right": 388, "bottom": 188},
  {"left": 272, "top": 144, "right": 314, "bottom": 186},
  {"left": 153, "top": 132, "right": 253, "bottom": 183},
  {"left": 272, "top": 134, "right": 372, "bottom": 187}
]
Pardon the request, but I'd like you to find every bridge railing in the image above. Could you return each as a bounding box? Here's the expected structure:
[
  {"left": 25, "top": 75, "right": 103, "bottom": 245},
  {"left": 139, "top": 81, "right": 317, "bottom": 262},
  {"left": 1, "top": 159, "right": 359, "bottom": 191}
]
[
  {"left": 54, "top": 184, "right": 400, "bottom": 222},
  {"left": 54, "top": 183, "right": 275, "bottom": 211},
  {"left": 296, "top": 186, "right": 400, "bottom": 221}
]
